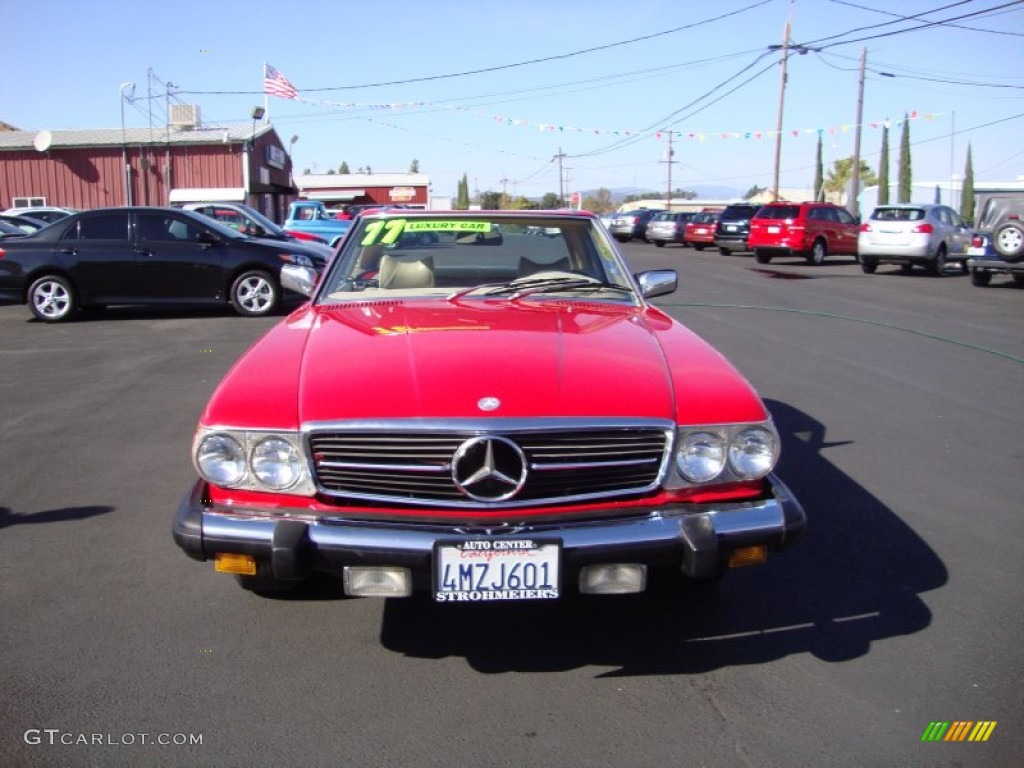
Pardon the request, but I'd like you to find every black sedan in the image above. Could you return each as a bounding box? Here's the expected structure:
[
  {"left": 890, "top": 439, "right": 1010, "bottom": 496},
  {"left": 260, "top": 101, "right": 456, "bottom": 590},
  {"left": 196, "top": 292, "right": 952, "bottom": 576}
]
[{"left": 0, "top": 206, "right": 327, "bottom": 322}]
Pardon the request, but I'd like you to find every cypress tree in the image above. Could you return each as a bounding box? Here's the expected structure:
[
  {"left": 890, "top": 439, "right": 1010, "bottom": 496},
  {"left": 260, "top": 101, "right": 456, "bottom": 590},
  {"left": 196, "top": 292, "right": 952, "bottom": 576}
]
[
  {"left": 877, "top": 126, "right": 890, "bottom": 205},
  {"left": 898, "top": 114, "right": 912, "bottom": 203},
  {"left": 960, "top": 143, "right": 975, "bottom": 224}
]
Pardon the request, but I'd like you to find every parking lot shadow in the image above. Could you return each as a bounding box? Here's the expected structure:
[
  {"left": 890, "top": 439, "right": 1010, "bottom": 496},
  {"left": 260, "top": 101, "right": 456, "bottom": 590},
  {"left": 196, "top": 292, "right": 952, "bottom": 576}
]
[
  {"left": 377, "top": 399, "right": 946, "bottom": 675},
  {"left": 0, "top": 505, "right": 115, "bottom": 528}
]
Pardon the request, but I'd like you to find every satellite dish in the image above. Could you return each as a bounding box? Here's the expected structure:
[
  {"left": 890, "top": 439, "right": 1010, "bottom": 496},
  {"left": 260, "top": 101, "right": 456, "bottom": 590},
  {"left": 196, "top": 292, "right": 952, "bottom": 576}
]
[{"left": 33, "top": 130, "right": 53, "bottom": 152}]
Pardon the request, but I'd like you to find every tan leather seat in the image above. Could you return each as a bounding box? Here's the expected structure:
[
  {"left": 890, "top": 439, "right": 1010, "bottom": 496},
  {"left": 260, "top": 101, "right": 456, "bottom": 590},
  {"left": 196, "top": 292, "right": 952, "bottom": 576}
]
[{"left": 378, "top": 254, "right": 435, "bottom": 289}]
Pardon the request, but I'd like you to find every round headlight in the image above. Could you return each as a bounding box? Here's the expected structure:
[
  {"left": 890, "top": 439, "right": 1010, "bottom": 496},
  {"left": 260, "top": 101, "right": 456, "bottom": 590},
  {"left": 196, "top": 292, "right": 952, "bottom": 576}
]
[
  {"left": 676, "top": 431, "right": 726, "bottom": 483},
  {"left": 728, "top": 427, "right": 778, "bottom": 479},
  {"left": 196, "top": 433, "right": 246, "bottom": 487},
  {"left": 251, "top": 437, "right": 303, "bottom": 490}
]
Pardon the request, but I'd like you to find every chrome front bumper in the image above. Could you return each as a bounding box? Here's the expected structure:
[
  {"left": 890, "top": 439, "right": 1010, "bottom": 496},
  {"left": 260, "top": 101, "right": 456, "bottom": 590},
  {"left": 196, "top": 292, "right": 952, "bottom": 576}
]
[{"left": 173, "top": 475, "right": 806, "bottom": 585}]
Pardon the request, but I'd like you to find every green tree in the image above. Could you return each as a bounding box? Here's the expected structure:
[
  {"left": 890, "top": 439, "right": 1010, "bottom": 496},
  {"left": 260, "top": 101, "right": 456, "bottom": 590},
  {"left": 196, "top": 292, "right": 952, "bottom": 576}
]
[
  {"left": 622, "top": 192, "right": 660, "bottom": 204},
  {"left": 813, "top": 135, "right": 824, "bottom": 202},
  {"left": 409, "top": 159, "right": 420, "bottom": 173},
  {"left": 540, "top": 192, "right": 561, "bottom": 209},
  {"left": 326, "top": 168, "right": 336, "bottom": 175},
  {"left": 898, "top": 114, "right": 912, "bottom": 203},
  {"left": 582, "top": 188, "right": 614, "bottom": 213},
  {"left": 507, "top": 196, "right": 538, "bottom": 210},
  {"left": 339, "top": 161, "right": 350, "bottom": 174},
  {"left": 455, "top": 174, "right": 470, "bottom": 209},
  {"left": 960, "top": 143, "right": 975, "bottom": 224},
  {"left": 479, "top": 190, "right": 502, "bottom": 210},
  {"left": 824, "top": 157, "right": 878, "bottom": 205},
  {"left": 877, "top": 126, "right": 890, "bottom": 205},
  {"left": 743, "top": 185, "right": 766, "bottom": 200}
]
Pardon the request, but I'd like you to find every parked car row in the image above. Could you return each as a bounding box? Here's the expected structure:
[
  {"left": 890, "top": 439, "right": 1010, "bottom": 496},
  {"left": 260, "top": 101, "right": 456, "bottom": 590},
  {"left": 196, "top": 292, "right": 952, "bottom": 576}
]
[
  {"left": 607, "top": 200, "right": 981, "bottom": 278},
  {"left": 0, "top": 206, "right": 331, "bottom": 322}
]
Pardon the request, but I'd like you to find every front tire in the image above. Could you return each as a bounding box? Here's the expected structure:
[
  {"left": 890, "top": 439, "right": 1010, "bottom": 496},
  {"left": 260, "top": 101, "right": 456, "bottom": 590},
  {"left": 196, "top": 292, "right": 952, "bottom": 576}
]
[
  {"left": 718, "top": 247, "right": 731, "bottom": 256},
  {"left": 230, "top": 270, "right": 279, "bottom": 317},
  {"left": 860, "top": 259, "right": 877, "bottom": 274},
  {"left": 971, "top": 268, "right": 992, "bottom": 287},
  {"left": 28, "top": 275, "right": 77, "bottom": 322},
  {"left": 754, "top": 250, "right": 772, "bottom": 264},
  {"left": 930, "top": 246, "right": 947, "bottom": 276},
  {"left": 655, "top": 241, "right": 665, "bottom": 248}
]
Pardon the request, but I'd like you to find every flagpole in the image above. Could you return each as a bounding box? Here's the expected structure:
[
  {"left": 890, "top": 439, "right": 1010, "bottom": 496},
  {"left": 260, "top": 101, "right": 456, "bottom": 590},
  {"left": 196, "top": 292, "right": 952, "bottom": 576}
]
[{"left": 263, "top": 62, "right": 270, "bottom": 123}]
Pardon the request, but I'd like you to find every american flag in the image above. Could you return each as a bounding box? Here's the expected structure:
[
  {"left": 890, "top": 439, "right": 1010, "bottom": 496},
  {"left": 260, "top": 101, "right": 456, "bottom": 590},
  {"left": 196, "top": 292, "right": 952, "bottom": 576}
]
[{"left": 264, "top": 64, "right": 298, "bottom": 100}]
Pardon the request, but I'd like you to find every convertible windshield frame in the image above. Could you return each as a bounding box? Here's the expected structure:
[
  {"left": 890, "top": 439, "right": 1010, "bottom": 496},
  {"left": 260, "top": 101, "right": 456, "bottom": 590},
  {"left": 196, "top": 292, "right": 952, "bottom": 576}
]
[{"left": 314, "top": 212, "right": 640, "bottom": 306}]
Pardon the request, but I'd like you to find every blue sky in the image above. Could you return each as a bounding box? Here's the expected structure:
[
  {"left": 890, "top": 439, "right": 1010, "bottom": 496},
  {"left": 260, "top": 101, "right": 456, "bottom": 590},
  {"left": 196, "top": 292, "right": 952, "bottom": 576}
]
[{"left": 5, "top": 0, "right": 1024, "bottom": 200}]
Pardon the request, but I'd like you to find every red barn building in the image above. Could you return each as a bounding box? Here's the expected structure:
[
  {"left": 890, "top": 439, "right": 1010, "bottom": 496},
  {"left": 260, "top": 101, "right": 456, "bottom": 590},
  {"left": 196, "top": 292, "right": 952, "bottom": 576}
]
[{"left": 0, "top": 119, "right": 297, "bottom": 221}]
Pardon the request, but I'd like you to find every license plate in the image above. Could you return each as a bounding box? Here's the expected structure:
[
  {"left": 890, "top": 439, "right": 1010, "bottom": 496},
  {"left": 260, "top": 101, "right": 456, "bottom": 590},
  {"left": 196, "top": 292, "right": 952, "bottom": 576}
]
[
  {"left": 966, "top": 246, "right": 986, "bottom": 256},
  {"left": 434, "top": 539, "right": 560, "bottom": 602},
  {"left": 725, "top": 224, "right": 737, "bottom": 232},
  {"left": 767, "top": 226, "right": 780, "bottom": 234}
]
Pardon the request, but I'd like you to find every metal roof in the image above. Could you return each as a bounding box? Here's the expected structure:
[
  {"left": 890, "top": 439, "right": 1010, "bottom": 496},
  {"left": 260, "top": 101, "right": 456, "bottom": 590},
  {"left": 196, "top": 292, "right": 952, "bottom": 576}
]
[{"left": 0, "top": 124, "right": 273, "bottom": 151}]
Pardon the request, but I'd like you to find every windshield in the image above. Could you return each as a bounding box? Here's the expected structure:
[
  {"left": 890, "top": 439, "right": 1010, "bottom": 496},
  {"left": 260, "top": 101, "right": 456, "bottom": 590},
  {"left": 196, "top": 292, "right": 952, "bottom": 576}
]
[
  {"left": 720, "top": 206, "right": 758, "bottom": 222},
  {"left": 871, "top": 207, "right": 925, "bottom": 222},
  {"left": 317, "top": 214, "right": 636, "bottom": 303},
  {"left": 755, "top": 205, "right": 800, "bottom": 220}
]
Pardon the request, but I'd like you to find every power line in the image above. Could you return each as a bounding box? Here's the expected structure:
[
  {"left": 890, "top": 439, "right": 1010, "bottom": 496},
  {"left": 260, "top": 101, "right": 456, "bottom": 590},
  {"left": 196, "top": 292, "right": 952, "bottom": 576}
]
[
  {"left": 177, "top": 1, "right": 772, "bottom": 96},
  {"left": 808, "top": 0, "right": 1024, "bottom": 49},
  {"left": 828, "top": 0, "right": 1024, "bottom": 36}
]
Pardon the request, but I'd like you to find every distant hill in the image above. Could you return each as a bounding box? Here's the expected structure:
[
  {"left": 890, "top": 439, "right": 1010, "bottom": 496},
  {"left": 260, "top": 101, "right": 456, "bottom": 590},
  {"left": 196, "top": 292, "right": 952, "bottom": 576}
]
[{"left": 581, "top": 185, "right": 744, "bottom": 203}]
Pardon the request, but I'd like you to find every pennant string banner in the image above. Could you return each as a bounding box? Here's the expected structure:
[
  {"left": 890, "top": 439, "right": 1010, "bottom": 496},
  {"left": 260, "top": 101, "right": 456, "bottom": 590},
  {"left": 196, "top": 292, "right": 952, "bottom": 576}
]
[{"left": 293, "top": 96, "right": 940, "bottom": 142}]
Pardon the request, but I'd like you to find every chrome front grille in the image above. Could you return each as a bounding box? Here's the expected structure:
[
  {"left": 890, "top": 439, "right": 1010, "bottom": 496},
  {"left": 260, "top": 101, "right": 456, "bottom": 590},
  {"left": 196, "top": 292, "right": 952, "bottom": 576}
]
[{"left": 307, "top": 424, "right": 671, "bottom": 508}]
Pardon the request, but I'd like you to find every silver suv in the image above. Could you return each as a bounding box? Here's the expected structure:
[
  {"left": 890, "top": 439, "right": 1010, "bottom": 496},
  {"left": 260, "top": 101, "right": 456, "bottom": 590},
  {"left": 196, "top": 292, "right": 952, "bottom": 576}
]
[{"left": 858, "top": 204, "right": 971, "bottom": 276}]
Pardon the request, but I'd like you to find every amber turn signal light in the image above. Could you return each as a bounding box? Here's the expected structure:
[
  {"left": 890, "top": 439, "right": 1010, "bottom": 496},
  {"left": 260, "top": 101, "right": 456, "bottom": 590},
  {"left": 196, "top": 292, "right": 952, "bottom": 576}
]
[
  {"left": 214, "top": 553, "right": 257, "bottom": 576},
  {"left": 728, "top": 546, "right": 767, "bottom": 568}
]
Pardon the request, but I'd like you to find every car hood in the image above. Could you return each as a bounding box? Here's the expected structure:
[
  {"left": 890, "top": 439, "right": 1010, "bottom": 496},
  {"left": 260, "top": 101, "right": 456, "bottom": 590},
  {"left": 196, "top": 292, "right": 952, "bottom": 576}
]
[{"left": 203, "top": 299, "right": 769, "bottom": 429}]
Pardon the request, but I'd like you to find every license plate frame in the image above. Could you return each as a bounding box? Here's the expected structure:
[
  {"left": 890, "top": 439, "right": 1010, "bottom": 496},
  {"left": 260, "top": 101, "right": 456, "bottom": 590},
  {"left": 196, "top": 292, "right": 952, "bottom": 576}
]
[{"left": 433, "top": 539, "right": 561, "bottom": 602}]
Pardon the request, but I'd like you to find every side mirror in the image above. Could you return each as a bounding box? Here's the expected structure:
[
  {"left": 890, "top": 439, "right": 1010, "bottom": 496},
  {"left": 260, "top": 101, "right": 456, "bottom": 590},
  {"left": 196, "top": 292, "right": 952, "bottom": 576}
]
[
  {"left": 281, "top": 264, "right": 318, "bottom": 297},
  {"left": 635, "top": 269, "right": 678, "bottom": 299}
]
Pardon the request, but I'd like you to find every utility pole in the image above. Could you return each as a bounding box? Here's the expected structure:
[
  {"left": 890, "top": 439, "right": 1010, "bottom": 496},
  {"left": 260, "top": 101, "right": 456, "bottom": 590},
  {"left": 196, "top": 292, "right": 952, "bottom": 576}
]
[
  {"left": 850, "top": 47, "right": 866, "bottom": 218},
  {"left": 553, "top": 147, "right": 566, "bottom": 206},
  {"left": 771, "top": 3, "right": 794, "bottom": 202},
  {"left": 499, "top": 176, "right": 509, "bottom": 208},
  {"left": 663, "top": 131, "right": 677, "bottom": 209}
]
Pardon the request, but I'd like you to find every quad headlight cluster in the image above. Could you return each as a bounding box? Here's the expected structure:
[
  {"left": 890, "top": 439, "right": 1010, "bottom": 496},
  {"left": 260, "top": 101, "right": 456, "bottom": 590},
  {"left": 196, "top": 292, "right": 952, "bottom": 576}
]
[
  {"left": 670, "top": 422, "right": 779, "bottom": 486},
  {"left": 193, "top": 428, "right": 317, "bottom": 496}
]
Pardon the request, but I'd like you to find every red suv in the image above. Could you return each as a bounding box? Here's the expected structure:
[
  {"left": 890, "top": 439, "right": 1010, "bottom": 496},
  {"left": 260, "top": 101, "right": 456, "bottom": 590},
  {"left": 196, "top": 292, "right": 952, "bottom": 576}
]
[{"left": 748, "top": 202, "right": 859, "bottom": 265}]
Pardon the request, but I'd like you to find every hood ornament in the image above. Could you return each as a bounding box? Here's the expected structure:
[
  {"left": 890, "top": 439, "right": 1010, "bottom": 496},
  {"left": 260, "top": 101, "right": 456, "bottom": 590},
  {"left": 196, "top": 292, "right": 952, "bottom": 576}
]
[{"left": 477, "top": 396, "right": 501, "bottom": 412}]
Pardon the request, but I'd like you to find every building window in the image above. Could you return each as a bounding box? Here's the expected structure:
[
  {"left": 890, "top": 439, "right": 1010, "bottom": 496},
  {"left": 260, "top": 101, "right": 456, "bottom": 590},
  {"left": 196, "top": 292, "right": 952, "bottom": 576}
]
[{"left": 12, "top": 196, "right": 46, "bottom": 208}]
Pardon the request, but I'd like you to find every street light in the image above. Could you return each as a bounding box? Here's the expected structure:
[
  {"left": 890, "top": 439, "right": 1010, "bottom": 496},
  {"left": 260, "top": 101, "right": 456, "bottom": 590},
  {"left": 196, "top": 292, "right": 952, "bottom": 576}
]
[{"left": 245, "top": 107, "right": 266, "bottom": 207}]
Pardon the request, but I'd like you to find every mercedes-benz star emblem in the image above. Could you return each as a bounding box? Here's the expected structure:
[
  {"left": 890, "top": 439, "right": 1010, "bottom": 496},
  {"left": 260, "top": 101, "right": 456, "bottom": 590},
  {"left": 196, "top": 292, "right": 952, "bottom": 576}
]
[
  {"left": 477, "top": 397, "right": 501, "bottom": 412},
  {"left": 451, "top": 436, "right": 528, "bottom": 502}
]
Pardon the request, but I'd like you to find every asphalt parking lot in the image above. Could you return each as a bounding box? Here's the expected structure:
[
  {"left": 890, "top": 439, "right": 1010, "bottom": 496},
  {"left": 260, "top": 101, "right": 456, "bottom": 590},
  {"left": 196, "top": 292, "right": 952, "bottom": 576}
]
[{"left": 1, "top": 243, "right": 1021, "bottom": 767}]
